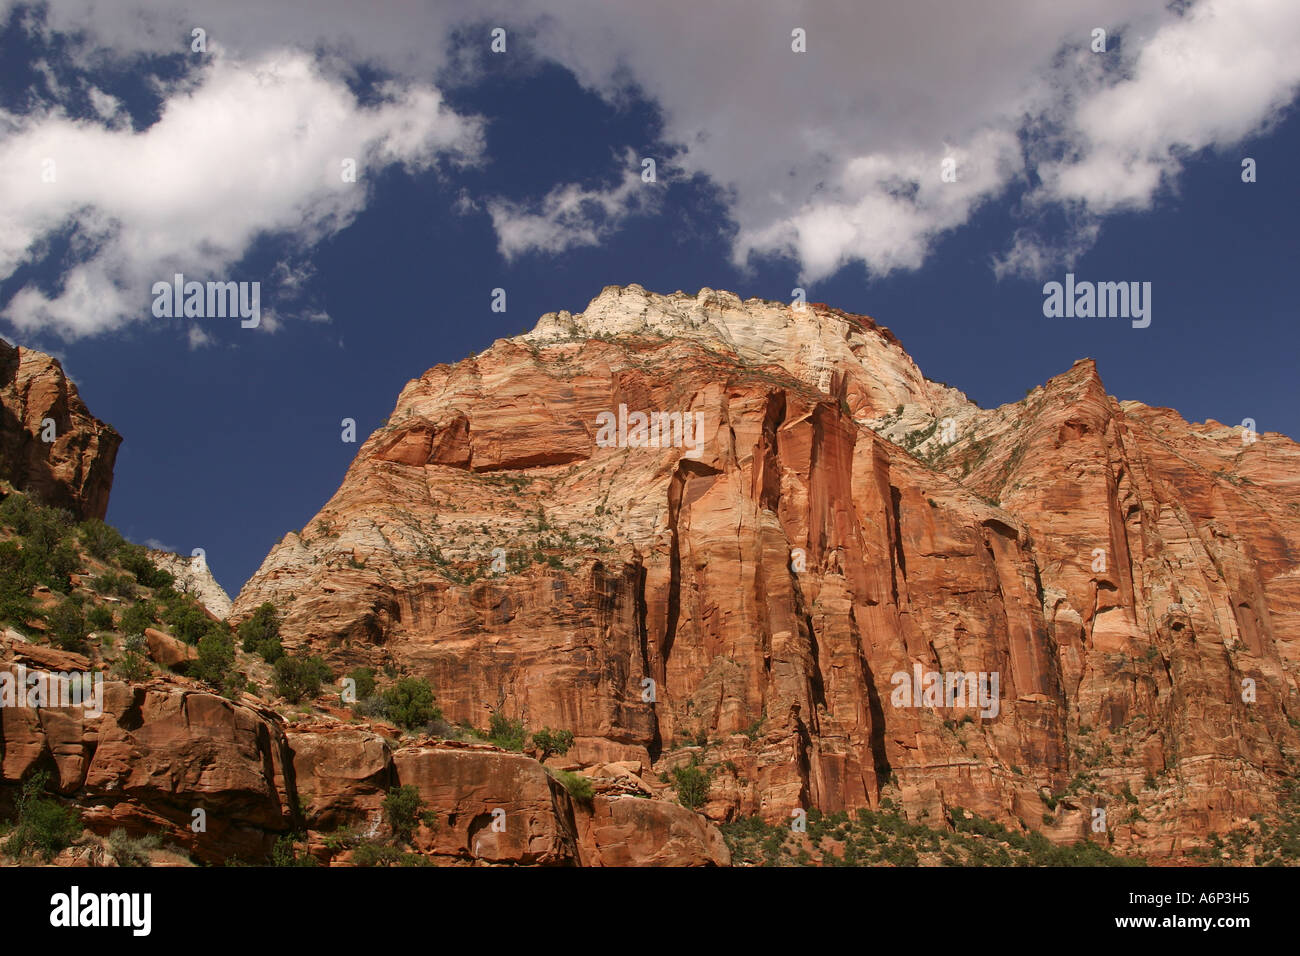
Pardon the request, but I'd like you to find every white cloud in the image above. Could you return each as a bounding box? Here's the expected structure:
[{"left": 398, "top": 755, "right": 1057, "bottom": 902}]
[
  {"left": 514, "top": 0, "right": 1176, "bottom": 281},
  {"left": 518, "top": 0, "right": 1300, "bottom": 280},
  {"left": 186, "top": 324, "right": 212, "bottom": 349},
  {"left": 486, "top": 153, "right": 659, "bottom": 260},
  {"left": 0, "top": 44, "right": 481, "bottom": 338},
  {"left": 86, "top": 87, "right": 125, "bottom": 124},
  {"left": 1036, "top": 0, "right": 1300, "bottom": 214},
  {"left": 742, "top": 130, "right": 1024, "bottom": 280},
  {"left": 5, "top": 0, "right": 1299, "bottom": 303}
]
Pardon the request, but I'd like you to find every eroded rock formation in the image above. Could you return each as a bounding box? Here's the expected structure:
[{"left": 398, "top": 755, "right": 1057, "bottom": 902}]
[
  {"left": 0, "top": 338, "right": 120, "bottom": 521},
  {"left": 233, "top": 285, "right": 1300, "bottom": 857}
]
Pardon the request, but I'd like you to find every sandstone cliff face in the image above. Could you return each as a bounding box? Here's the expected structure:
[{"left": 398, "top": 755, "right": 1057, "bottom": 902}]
[
  {"left": 0, "top": 338, "right": 120, "bottom": 520},
  {"left": 0, "top": 634, "right": 297, "bottom": 865},
  {"left": 0, "top": 634, "right": 726, "bottom": 866},
  {"left": 233, "top": 285, "right": 1300, "bottom": 857}
]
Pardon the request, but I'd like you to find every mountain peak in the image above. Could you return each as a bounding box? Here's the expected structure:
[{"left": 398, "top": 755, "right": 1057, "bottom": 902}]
[{"left": 521, "top": 284, "right": 967, "bottom": 422}]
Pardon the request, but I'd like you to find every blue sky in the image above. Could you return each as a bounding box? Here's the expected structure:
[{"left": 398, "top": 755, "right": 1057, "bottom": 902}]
[{"left": 1, "top": 0, "right": 1297, "bottom": 594}]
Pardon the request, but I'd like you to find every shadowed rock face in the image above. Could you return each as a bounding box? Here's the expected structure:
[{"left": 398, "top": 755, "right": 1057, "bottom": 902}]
[
  {"left": 0, "top": 636, "right": 727, "bottom": 866},
  {"left": 234, "top": 285, "right": 1300, "bottom": 857},
  {"left": 0, "top": 338, "right": 120, "bottom": 520}
]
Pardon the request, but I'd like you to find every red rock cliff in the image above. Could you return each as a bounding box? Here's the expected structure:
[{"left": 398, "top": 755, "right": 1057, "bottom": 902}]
[
  {"left": 0, "top": 338, "right": 120, "bottom": 520},
  {"left": 234, "top": 285, "right": 1300, "bottom": 857}
]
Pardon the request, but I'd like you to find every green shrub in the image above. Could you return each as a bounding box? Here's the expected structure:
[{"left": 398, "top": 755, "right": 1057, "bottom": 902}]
[
  {"left": 273, "top": 654, "right": 333, "bottom": 703},
  {"left": 119, "top": 600, "right": 156, "bottom": 637},
  {"left": 238, "top": 602, "right": 283, "bottom": 662},
  {"left": 0, "top": 498, "right": 78, "bottom": 592},
  {"left": 0, "top": 495, "right": 72, "bottom": 549},
  {"left": 78, "top": 519, "right": 126, "bottom": 560},
  {"left": 0, "top": 540, "right": 36, "bottom": 626},
  {"left": 86, "top": 605, "right": 114, "bottom": 631},
  {"left": 161, "top": 598, "right": 209, "bottom": 645},
  {"left": 0, "top": 540, "right": 38, "bottom": 597},
  {"left": 48, "top": 597, "right": 88, "bottom": 652},
  {"left": 383, "top": 785, "right": 424, "bottom": 843},
  {"left": 107, "top": 829, "right": 160, "bottom": 867},
  {"left": 0, "top": 493, "right": 36, "bottom": 532},
  {"left": 487, "top": 710, "right": 526, "bottom": 751},
  {"left": 551, "top": 769, "right": 594, "bottom": 801},
  {"left": 672, "top": 756, "right": 713, "bottom": 810},
  {"left": 531, "top": 728, "right": 575, "bottom": 762},
  {"left": 345, "top": 666, "right": 376, "bottom": 701},
  {"left": 381, "top": 677, "right": 440, "bottom": 729},
  {"left": 348, "top": 842, "right": 430, "bottom": 867},
  {"left": 43, "top": 542, "right": 79, "bottom": 593},
  {"left": 270, "top": 834, "right": 316, "bottom": 867},
  {"left": 2, "top": 770, "right": 81, "bottom": 861},
  {"left": 252, "top": 633, "right": 283, "bottom": 664},
  {"left": 117, "top": 545, "right": 173, "bottom": 590},
  {"left": 113, "top": 634, "right": 152, "bottom": 681},
  {"left": 195, "top": 626, "right": 240, "bottom": 692},
  {"left": 90, "top": 571, "right": 135, "bottom": 599}
]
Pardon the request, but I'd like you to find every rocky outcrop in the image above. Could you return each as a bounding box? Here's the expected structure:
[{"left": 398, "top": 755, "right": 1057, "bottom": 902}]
[
  {"left": 289, "top": 722, "right": 727, "bottom": 866},
  {"left": 0, "top": 337, "right": 120, "bottom": 520},
  {"left": 0, "top": 642, "right": 727, "bottom": 866},
  {"left": 143, "top": 627, "right": 198, "bottom": 673},
  {"left": 0, "top": 636, "right": 297, "bottom": 865},
  {"left": 148, "top": 550, "right": 234, "bottom": 619},
  {"left": 574, "top": 793, "right": 731, "bottom": 866},
  {"left": 233, "top": 284, "right": 1300, "bottom": 858}
]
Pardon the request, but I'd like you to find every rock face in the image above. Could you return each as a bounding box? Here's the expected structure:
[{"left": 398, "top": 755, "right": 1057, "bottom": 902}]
[
  {"left": 0, "top": 337, "right": 120, "bottom": 520},
  {"left": 0, "top": 639, "right": 726, "bottom": 866},
  {"left": 0, "top": 636, "right": 297, "bottom": 864},
  {"left": 148, "top": 550, "right": 234, "bottom": 619},
  {"left": 233, "top": 284, "right": 1300, "bottom": 857}
]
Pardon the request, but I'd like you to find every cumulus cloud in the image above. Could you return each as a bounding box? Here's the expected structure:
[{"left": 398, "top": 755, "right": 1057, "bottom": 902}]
[
  {"left": 1038, "top": 0, "right": 1300, "bottom": 212},
  {"left": 3, "top": 0, "right": 1298, "bottom": 313},
  {"left": 742, "top": 130, "right": 1024, "bottom": 280},
  {"left": 508, "top": 0, "right": 1300, "bottom": 280},
  {"left": 486, "top": 153, "right": 659, "bottom": 260},
  {"left": 0, "top": 42, "right": 481, "bottom": 338},
  {"left": 516, "top": 0, "right": 1178, "bottom": 281}
]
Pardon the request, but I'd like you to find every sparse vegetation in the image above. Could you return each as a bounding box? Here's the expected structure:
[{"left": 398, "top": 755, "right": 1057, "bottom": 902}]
[
  {"left": 383, "top": 785, "right": 426, "bottom": 843},
  {"left": 273, "top": 653, "right": 333, "bottom": 703},
  {"left": 722, "top": 806, "right": 1142, "bottom": 867},
  {"left": 113, "top": 633, "right": 152, "bottom": 681},
  {"left": 487, "top": 710, "right": 527, "bottom": 751},
  {"left": 550, "top": 769, "right": 594, "bottom": 801},
  {"left": 2, "top": 770, "right": 81, "bottom": 862},
  {"left": 108, "top": 828, "right": 160, "bottom": 867},
  {"left": 531, "top": 727, "right": 574, "bottom": 762},
  {"left": 238, "top": 602, "right": 284, "bottom": 662},
  {"left": 672, "top": 755, "right": 713, "bottom": 810}
]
